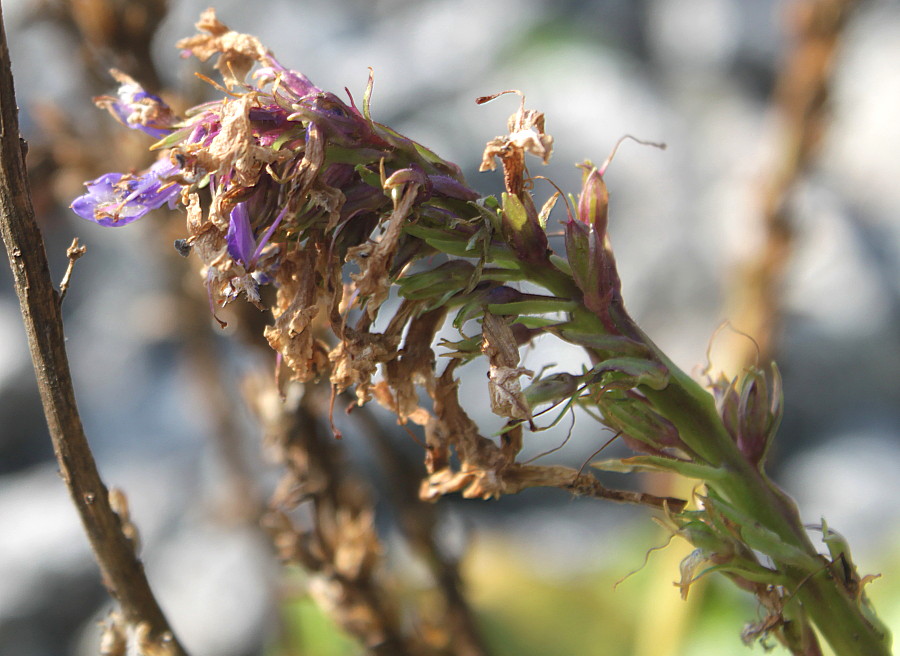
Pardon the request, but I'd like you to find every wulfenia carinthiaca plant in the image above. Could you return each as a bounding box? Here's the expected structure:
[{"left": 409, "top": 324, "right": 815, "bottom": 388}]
[{"left": 71, "top": 10, "right": 891, "bottom": 655}]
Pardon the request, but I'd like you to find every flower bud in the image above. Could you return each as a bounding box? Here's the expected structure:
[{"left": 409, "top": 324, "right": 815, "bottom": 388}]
[
  {"left": 564, "top": 164, "right": 623, "bottom": 331},
  {"left": 736, "top": 364, "right": 782, "bottom": 468},
  {"left": 712, "top": 365, "right": 783, "bottom": 469},
  {"left": 577, "top": 165, "right": 609, "bottom": 236}
]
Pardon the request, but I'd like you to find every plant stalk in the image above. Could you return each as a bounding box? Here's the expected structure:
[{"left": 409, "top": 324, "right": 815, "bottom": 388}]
[
  {"left": 643, "top": 358, "right": 891, "bottom": 655},
  {"left": 0, "top": 4, "right": 188, "bottom": 653}
]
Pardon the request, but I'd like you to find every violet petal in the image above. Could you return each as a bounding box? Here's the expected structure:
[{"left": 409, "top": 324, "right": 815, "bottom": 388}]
[
  {"left": 226, "top": 203, "right": 257, "bottom": 266},
  {"left": 70, "top": 159, "right": 179, "bottom": 227}
]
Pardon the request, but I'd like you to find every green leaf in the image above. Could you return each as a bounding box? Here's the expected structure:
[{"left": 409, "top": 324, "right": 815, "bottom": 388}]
[
  {"left": 397, "top": 260, "right": 476, "bottom": 299},
  {"left": 548, "top": 327, "right": 651, "bottom": 358},
  {"left": 486, "top": 299, "right": 577, "bottom": 316},
  {"left": 592, "top": 455, "right": 726, "bottom": 481},
  {"left": 704, "top": 492, "right": 821, "bottom": 571}
]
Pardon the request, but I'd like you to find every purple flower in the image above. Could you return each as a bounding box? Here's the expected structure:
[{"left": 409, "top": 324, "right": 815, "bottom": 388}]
[
  {"left": 94, "top": 70, "right": 177, "bottom": 139},
  {"left": 226, "top": 202, "right": 286, "bottom": 268},
  {"left": 226, "top": 203, "right": 256, "bottom": 265},
  {"left": 70, "top": 158, "right": 180, "bottom": 227}
]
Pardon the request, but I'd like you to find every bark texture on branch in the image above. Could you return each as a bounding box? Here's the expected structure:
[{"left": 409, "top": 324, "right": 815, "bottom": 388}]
[{"left": 0, "top": 4, "right": 187, "bottom": 653}]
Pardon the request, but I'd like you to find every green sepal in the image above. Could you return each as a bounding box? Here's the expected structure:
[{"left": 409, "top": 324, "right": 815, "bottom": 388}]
[
  {"left": 397, "top": 260, "right": 476, "bottom": 300},
  {"left": 593, "top": 393, "right": 681, "bottom": 450},
  {"left": 323, "top": 146, "right": 387, "bottom": 166},
  {"left": 514, "top": 316, "right": 562, "bottom": 329},
  {"left": 588, "top": 357, "right": 669, "bottom": 390},
  {"left": 354, "top": 162, "right": 383, "bottom": 189},
  {"left": 523, "top": 373, "right": 580, "bottom": 408},
  {"left": 548, "top": 254, "right": 573, "bottom": 276},
  {"left": 436, "top": 334, "right": 482, "bottom": 360},
  {"left": 500, "top": 192, "right": 550, "bottom": 265},
  {"left": 149, "top": 125, "right": 194, "bottom": 151}
]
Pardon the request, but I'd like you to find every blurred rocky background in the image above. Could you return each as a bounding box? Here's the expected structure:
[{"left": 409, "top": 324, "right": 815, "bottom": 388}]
[{"left": 1, "top": 0, "right": 899, "bottom": 654}]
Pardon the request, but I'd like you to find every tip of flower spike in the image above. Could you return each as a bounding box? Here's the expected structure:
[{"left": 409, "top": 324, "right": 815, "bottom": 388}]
[{"left": 574, "top": 163, "right": 609, "bottom": 236}]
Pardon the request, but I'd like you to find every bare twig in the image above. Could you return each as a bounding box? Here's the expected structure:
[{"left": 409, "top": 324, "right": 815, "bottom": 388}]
[
  {"left": 0, "top": 5, "right": 187, "bottom": 654},
  {"left": 58, "top": 236, "right": 86, "bottom": 305}
]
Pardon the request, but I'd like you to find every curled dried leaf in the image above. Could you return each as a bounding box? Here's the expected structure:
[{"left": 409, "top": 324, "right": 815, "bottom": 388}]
[
  {"left": 347, "top": 184, "right": 420, "bottom": 318},
  {"left": 329, "top": 328, "right": 401, "bottom": 405},
  {"left": 264, "top": 250, "right": 328, "bottom": 382},
  {"left": 481, "top": 312, "right": 533, "bottom": 422},
  {"left": 383, "top": 307, "right": 447, "bottom": 422}
]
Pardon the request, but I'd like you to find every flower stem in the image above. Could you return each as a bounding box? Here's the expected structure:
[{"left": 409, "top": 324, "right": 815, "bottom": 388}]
[{"left": 642, "top": 348, "right": 891, "bottom": 655}]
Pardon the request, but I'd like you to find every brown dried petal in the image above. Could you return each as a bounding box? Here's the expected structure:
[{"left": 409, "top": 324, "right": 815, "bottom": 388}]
[
  {"left": 329, "top": 329, "right": 400, "bottom": 405},
  {"left": 383, "top": 307, "right": 446, "bottom": 422},
  {"left": 265, "top": 250, "right": 327, "bottom": 382},
  {"left": 347, "top": 184, "right": 419, "bottom": 318},
  {"left": 176, "top": 8, "right": 269, "bottom": 88},
  {"left": 332, "top": 506, "right": 380, "bottom": 580},
  {"left": 194, "top": 96, "right": 283, "bottom": 211},
  {"left": 479, "top": 101, "right": 553, "bottom": 196}
]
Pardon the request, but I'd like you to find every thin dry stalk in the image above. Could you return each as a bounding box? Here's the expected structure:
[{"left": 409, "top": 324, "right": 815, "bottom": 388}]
[
  {"left": 0, "top": 5, "right": 187, "bottom": 654},
  {"left": 724, "top": 0, "right": 859, "bottom": 373},
  {"left": 353, "top": 402, "right": 489, "bottom": 656},
  {"left": 247, "top": 376, "right": 418, "bottom": 656}
]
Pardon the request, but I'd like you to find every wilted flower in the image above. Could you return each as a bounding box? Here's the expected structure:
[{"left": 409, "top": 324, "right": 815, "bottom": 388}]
[
  {"left": 70, "top": 157, "right": 180, "bottom": 227},
  {"left": 61, "top": 12, "right": 894, "bottom": 655},
  {"left": 94, "top": 69, "right": 177, "bottom": 139}
]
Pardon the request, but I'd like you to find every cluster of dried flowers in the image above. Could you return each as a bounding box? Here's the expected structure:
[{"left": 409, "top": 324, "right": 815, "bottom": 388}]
[
  {"left": 71, "top": 9, "right": 686, "bottom": 501},
  {"left": 71, "top": 10, "right": 890, "bottom": 654}
]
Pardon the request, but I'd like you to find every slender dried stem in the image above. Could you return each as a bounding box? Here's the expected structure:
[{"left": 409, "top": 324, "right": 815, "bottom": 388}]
[
  {"left": 724, "top": 0, "right": 859, "bottom": 373},
  {"left": 250, "top": 377, "right": 417, "bottom": 656},
  {"left": 0, "top": 5, "right": 187, "bottom": 653},
  {"left": 353, "top": 402, "right": 490, "bottom": 656}
]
